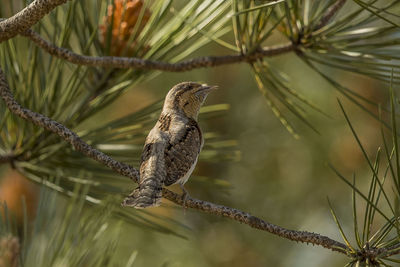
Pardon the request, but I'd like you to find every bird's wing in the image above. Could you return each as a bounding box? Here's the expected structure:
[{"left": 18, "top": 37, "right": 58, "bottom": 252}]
[{"left": 164, "top": 119, "right": 202, "bottom": 186}]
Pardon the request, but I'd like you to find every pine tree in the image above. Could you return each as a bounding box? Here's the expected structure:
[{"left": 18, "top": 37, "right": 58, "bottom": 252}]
[{"left": 0, "top": 1, "right": 399, "bottom": 266}]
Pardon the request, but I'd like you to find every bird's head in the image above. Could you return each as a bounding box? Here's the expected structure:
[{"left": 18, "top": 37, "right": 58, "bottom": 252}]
[{"left": 163, "top": 82, "right": 217, "bottom": 119}]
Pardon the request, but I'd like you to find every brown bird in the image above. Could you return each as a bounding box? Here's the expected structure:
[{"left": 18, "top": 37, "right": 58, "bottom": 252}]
[{"left": 122, "top": 82, "right": 217, "bottom": 208}]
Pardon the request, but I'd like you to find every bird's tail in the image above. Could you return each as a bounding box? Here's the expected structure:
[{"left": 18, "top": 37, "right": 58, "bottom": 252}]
[{"left": 122, "top": 178, "right": 163, "bottom": 209}]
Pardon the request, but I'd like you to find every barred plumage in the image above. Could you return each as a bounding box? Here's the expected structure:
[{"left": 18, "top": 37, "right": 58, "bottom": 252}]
[{"left": 123, "top": 82, "right": 216, "bottom": 208}]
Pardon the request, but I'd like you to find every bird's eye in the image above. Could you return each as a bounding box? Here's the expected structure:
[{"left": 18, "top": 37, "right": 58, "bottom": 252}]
[{"left": 183, "top": 101, "right": 189, "bottom": 107}]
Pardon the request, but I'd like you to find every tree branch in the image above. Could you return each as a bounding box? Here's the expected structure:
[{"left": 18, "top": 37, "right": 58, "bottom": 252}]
[
  {"left": 0, "top": 68, "right": 139, "bottom": 180},
  {"left": 0, "top": 67, "right": 351, "bottom": 255},
  {"left": 161, "top": 189, "right": 349, "bottom": 254},
  {"left": 22, "top": 29, "right": 294, "bottom": 71},
  {"left": 0, "top": 0, "right": 71, "bottom": 42}
]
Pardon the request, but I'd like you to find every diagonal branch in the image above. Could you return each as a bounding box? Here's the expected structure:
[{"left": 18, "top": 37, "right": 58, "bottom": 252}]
[
  {"left": 22, "top": 29, "right": 294, "bottom": 71},
  {"left": 0, "top": 0, "right": 71, "bottom": 42},
  {"left": 0, "top": 66, "right": 350, "bottom": 255},
  {"left": 0, "top": 68, "right": 139, "bottom": 180}
]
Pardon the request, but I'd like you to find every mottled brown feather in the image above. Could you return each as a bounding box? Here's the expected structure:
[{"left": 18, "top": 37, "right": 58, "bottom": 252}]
[
  {"left": 164, "top": 119, "right": 202, "bottom": 186},
  {"left": 141, "top": 143, "right": 153, "bottom": 164},
  {"left": 123, "top": 82, "right": 213, "bottom": 208},
  {"left": 158, "top": 113, "right": 171, "bottom": 131}
]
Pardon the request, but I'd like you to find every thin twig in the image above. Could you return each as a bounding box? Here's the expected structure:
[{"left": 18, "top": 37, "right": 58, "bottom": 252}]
[
  {"left": 315, "top": 0, "right": 348, "bottom": 30},
  {"left": 0, "top": 67, "right": 349, "bottom": 255},
  {"left": 0, "top": 0, "right": 70, "bottom": 42},
  {"left": 22, "top": 29, "right": 294, "bottom": 71}
]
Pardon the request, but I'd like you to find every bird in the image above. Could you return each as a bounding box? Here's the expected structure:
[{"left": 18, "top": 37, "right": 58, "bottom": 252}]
[{"left": 122, "top": 82, "right": 217, "bottom": 209}]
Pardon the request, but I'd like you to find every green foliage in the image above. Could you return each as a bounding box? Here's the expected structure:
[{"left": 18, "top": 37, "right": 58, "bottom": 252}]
[
  {"left": 232, "top": 0, "right": 400, "bottom": 135},
  {"left": 0, "top": 0, "right": 238, "bottom": 231},
  {"left": 1, "top": 185, "right": 137, "bottom": 267},
  {"left": 327, "top": 95, "right": 400, "bottom": 266}
]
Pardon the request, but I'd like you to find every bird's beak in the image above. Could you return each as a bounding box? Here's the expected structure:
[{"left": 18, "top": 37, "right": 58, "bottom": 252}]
[{"left": 197, "top": 84, "right": 218, "bottom": 94}]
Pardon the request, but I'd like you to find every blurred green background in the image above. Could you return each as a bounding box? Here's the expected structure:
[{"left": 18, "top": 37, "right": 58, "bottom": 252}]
[{"left": 0, "top": 0, "right": 395, "bottom": 266}]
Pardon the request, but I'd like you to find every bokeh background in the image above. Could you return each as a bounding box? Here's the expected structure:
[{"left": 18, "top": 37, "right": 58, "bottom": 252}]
[{"left": 0, "top": 1, "right": 395, "bottom": 266}]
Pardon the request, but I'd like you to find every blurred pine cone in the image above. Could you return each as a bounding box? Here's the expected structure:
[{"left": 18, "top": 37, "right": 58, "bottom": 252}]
[
  {"left": 100, "top": 0, "right": 151, "bottom": 56},
  {"left": 0, "top": 170, "right": 38, "bottom": 225}
]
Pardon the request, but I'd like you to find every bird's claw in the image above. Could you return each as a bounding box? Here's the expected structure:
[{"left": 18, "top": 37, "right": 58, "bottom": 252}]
[{"left": 179, "top": 184, "right": 189, "bottom": 212}]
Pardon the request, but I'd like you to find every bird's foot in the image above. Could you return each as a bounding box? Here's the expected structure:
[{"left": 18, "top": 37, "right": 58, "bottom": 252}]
[{"left": 179, "top": 184, "right": 190, "bottom": 212}]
